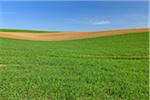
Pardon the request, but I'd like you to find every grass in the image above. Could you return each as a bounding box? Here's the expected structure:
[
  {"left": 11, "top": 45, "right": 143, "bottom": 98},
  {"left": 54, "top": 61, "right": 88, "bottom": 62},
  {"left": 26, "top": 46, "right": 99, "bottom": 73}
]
[
  {"left": 0, "top": 29, "right": 59, "bottom": 33},
  {"left": 0, "top": 32, "right": 149, "bottom": 100}
]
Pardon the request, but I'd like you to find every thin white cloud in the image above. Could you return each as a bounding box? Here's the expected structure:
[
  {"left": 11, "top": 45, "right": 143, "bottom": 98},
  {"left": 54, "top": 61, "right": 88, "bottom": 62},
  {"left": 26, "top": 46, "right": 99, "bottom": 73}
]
[
  {"left": 89, "top": 20, "right": 111, "bottom": 25},
  {"left": 66, "top": 18, "right": 84, "bottom": 24},
  {"left": 66, "top": 18, "right": 111, "bottom": 25}
]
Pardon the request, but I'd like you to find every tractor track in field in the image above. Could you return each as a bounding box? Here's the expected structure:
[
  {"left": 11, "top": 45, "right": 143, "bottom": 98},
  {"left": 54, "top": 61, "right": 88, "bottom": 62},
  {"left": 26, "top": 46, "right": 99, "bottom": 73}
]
[{"left": 0, "top": 28, "right": 149, "bottom": 41}]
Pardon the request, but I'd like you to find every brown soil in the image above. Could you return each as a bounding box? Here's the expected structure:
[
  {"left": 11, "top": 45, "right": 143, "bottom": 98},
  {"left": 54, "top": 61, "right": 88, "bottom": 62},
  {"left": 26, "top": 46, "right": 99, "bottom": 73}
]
[{"left": 0, "top": 28, "right": 149, "bottom": 41}]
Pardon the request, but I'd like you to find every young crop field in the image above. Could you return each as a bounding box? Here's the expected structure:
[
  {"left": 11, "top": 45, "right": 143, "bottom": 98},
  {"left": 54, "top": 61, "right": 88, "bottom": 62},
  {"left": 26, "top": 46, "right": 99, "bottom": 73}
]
[
  {"left": 0, "top": 29, "right": 59, "bottom": 33},
  {"left": 0, "top": 32, "right": 149, "bottom": 99}
]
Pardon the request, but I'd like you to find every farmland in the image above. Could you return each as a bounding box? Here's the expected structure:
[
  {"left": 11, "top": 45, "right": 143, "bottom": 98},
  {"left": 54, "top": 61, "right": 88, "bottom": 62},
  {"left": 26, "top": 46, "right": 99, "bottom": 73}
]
[
  {"left": 0, "top": 31, "right": 149, "bottom": 99},
  {"left": 0, "top": 29, "right": 59, "bottom": 33}
]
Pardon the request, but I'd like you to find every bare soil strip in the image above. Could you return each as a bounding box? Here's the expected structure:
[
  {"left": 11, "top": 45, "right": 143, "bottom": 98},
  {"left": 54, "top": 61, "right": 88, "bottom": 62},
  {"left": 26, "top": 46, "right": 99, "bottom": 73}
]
[
  {"left": 0, "top": 64, "right": 6, "bottom": 68},
  {"left": 0, "top": 28, "right": 149, "bottom": 41}
]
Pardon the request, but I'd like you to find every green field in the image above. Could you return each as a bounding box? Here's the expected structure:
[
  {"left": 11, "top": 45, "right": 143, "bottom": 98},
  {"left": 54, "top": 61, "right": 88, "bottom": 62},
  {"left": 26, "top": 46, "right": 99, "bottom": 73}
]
[
  {"left": 0, "top": 32, "right": 149, "bottom": 100},
  {"left": 0, "top": 29, "right": 59, "bottom": 33}
]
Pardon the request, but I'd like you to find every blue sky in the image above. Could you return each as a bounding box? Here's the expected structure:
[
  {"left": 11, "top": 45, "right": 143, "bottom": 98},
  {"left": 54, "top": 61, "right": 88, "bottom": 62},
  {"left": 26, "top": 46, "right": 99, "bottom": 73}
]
[{"left": 0, "top": 1, "right": 149, "bottom": 31}]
